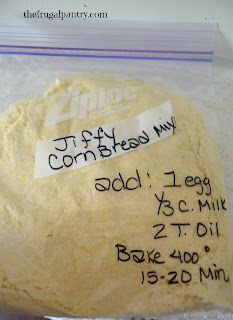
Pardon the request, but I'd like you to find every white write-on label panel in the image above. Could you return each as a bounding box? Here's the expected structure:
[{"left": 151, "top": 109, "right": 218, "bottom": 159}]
[{"left": 35, "top": 100, "right": 175, "bottom": 179}]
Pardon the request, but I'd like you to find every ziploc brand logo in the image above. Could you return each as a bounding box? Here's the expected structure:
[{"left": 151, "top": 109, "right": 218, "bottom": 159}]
[
  {"left": 36, "top": 100, "right": 175, "bottom": 179},
  {"left": 45, "top": 86, "right": 138, "bottom": 127}
]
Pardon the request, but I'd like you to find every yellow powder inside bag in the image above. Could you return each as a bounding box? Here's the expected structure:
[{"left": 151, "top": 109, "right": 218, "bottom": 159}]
[{"left": 0, "top": 74, "right": 232, "bottom": 317}]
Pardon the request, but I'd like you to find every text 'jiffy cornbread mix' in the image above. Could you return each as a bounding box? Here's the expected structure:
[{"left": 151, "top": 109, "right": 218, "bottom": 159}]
[{"left": 0, "top": 74, "right": 232, "bottom": 317}]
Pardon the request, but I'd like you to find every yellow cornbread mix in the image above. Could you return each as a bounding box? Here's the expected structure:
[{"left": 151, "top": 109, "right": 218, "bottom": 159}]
[{"left": 0, "top": 73, "right": 232, "bottom": 318}]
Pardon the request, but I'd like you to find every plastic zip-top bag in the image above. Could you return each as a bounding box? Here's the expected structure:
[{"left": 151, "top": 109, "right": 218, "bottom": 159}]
[{"left": 0, "top": 19, "right": 232, "bottom": 318}]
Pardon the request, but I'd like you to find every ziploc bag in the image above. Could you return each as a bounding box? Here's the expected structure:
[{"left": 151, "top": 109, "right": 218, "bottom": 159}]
[{"left": 0, "top": 19, "right": 232, "bottom": 318}]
